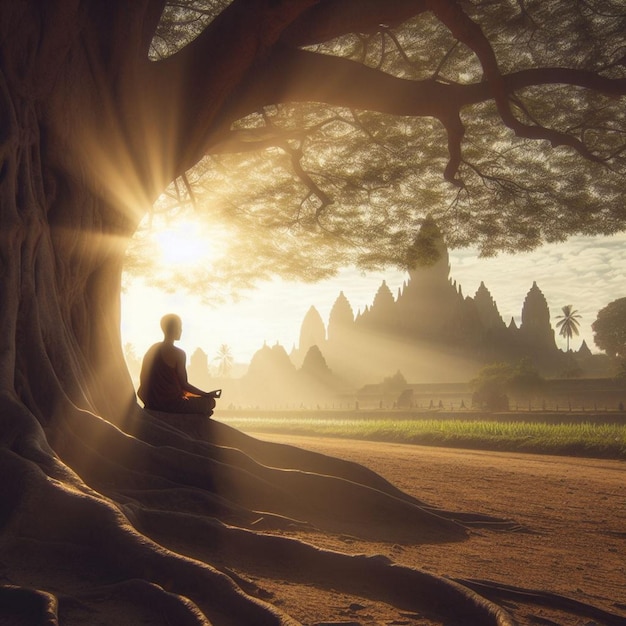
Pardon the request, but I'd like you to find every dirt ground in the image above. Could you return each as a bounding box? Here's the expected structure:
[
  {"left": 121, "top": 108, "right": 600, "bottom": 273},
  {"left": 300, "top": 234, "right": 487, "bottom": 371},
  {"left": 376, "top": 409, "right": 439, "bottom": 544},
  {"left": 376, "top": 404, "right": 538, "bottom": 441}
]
[{"left": 243, "top": 432, "right": 626, "bottom": 626}]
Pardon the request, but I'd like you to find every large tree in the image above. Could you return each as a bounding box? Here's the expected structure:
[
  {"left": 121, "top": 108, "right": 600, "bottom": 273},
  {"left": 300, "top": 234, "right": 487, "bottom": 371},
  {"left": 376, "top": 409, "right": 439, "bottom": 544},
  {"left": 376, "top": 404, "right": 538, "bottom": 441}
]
[
  {"left": 592, "top": 297, "right": 626, "bottom": 358},
  {"left": 1, "top": 2, "right": 625, "bottom": 624}
]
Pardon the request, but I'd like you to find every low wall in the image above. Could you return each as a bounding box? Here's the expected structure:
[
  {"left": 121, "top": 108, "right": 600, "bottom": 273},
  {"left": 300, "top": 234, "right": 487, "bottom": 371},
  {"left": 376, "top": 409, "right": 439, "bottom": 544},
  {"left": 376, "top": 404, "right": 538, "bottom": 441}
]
[{"left": 355, "top": 378, "right": 626, "bottom": 412}]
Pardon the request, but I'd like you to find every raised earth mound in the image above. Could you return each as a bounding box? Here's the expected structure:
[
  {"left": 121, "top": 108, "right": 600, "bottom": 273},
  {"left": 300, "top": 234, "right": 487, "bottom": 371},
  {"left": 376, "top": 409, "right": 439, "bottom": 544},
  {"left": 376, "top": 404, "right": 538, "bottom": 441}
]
[{"left": 2, "top": 408, "right": 625, "bottom": 625}]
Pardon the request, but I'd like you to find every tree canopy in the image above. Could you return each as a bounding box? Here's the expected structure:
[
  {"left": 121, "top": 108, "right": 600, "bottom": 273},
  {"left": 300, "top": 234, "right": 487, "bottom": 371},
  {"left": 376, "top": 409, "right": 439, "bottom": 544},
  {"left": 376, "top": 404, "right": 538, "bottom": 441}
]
[
  {"left": 119, "top": 0, "right": 626, "bottom": 292},
  {"left": 592, "top": 297, "right": 626, "bottom": 357},
  {"left": 127, "top": 0, "right": 626, "bottom": 293},
  {"left": 471, "top": 359, "right": 545, "bottom": 411}
]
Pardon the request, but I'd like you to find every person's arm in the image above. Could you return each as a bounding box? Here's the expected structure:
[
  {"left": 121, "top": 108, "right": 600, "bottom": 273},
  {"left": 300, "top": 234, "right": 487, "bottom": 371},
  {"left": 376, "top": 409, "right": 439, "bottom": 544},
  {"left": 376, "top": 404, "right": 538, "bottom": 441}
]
[{"left": 175, "top": 349, "right": 215, "bottom": 397}]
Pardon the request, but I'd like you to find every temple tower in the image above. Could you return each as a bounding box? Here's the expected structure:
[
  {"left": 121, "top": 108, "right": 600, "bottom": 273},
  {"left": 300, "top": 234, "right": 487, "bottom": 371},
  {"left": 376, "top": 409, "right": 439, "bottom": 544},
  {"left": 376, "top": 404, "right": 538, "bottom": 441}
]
[
  {"left": 519, "top": 281, "right": 558, "bottom": 356},
  {"left": 358, "top": 280, "right": 396, "bottom": 331},
  {"left": 327, "top": 291, "right": 354, "bottom": 343},
  {"left": 298, "top": 306, "right": 326, "bottom": 355},
  {"left": 395, "top": 216, "right": 463, "bottom": 339},
  {"left": 473, "top": 281, "right": 506, "bottom": 330}
]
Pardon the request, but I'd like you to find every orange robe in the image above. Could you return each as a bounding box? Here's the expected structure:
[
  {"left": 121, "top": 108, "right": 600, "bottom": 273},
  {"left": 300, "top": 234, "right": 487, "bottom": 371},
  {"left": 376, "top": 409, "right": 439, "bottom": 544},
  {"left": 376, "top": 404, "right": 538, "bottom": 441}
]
[
  {"left": 138, "top": 343, "right": 186, "bottom": 411},
  {"left": 138, "top": 343, "right": 215, "bottom": 415}
]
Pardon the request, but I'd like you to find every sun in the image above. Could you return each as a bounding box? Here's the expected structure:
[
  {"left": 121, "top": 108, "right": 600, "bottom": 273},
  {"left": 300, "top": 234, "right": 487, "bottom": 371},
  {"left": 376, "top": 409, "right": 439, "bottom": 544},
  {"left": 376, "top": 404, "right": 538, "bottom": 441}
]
[
  {"left": 152, "top": 218, "right": 219, "bottom": 270},
  {"left": 155, "top": 220, "right": 208, "bottom": 267}
]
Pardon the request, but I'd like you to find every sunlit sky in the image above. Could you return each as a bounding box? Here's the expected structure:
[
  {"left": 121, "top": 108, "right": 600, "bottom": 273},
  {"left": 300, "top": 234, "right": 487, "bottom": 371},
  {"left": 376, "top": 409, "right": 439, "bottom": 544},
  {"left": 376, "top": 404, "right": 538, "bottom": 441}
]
[{"left": 121, "top": 226, "right": 626, "bottom": 368}]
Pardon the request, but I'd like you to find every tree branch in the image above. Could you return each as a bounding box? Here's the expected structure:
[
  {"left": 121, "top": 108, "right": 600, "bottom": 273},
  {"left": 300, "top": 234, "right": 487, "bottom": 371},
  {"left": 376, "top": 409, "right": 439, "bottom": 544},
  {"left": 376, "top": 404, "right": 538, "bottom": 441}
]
[
  {"left": 430, "top": 1, "right": 625, "bottom": 172},
  {"left": 147, "top": 0, "right": 318, "bottom": 176},
  {"left": 144, "top": 1, "right": 626, "bottom": 188},
  {"left": 279, "top": 0, "right": 430, "bottom": 47},
  {"left": 221, "top": 46, "right": 626, "bottom": 182},
  {"left": 141, "top": 0, "right": 168, "bottom": 55},
  {"left": 228, "top": 48, "right": 450, "bottom": 122}
]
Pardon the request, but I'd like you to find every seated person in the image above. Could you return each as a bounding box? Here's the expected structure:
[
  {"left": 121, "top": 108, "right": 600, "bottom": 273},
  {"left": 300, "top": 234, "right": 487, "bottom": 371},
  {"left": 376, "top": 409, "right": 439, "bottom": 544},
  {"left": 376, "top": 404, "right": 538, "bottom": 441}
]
[{"left": 138, "top": 313, "right": 218, "bottom": 416}]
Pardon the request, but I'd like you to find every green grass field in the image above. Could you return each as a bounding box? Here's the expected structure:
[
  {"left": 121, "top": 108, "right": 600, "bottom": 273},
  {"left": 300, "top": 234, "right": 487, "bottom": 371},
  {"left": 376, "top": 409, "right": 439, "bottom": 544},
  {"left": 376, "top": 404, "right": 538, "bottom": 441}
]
[{"left": 221, "top": 415, "right": 626, "bottom": 460}]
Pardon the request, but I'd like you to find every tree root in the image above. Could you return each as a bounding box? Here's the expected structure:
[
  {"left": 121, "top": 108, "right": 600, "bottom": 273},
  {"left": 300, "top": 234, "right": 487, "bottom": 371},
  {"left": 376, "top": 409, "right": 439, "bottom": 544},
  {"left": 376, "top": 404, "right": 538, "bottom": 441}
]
[
  {"left": 148, "top": 413, "right": 522, "bottom": 530},
  {"left": 3, "top": 404, "right": 621, "bottom": 625},
  {"left": 457, "top": 579, "right": 626, "bottom": 626},
  {"left": 54, "top": 408, "right": 471, "bottom": 543},
  {"left": 60, "top": 579, "right": 212, "bottom": 626},
  {"left": 0, "top": 584, "right": 58, "bottom": 625},
  {"left": 0, "top": 447, "right": 299, "bottom": 626},
  {"left": 129, "top": 504, "right": 518, "bottom": 626}
]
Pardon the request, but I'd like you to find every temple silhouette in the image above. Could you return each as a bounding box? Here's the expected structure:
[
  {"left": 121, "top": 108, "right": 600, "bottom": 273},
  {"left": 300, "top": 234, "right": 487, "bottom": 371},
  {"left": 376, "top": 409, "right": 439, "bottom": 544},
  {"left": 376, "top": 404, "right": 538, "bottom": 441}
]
[
  {"left": 288, "top": 216, "right": 602, "bottom": 391},
  {"left": 132, "top": 217, "right": 614, "bottom": 408}
]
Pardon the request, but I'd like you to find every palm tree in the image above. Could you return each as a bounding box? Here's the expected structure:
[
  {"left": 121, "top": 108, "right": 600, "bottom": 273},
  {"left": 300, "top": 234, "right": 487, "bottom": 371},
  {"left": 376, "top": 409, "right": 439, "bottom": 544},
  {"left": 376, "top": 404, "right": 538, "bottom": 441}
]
[
  {"left": 556, "top": 305, "right": 582, "bottom": 352},
  {"left": 213, "top": 343, "right": 234, "bottom": 378}
]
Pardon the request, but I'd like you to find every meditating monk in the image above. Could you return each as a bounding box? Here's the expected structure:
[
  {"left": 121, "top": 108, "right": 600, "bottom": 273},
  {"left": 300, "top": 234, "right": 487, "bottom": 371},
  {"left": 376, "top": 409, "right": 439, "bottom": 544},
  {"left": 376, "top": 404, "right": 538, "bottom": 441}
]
[{"left": 138, "top": 313, "right": 218, "bottom": 415}]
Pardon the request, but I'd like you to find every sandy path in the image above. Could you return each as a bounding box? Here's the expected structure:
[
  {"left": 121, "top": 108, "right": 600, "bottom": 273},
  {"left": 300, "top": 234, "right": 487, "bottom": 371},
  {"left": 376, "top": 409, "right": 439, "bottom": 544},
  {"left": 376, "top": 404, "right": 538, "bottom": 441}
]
[{"left": 245, "top": 432, "right": 626, "bottom": 625}]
